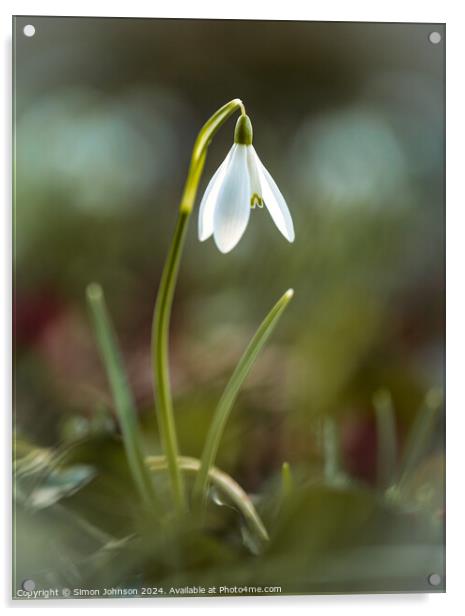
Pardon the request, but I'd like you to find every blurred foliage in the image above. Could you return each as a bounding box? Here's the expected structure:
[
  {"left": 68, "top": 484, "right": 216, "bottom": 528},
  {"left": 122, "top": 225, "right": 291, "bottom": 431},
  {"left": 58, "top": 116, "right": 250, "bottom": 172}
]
[{"left": 13, "top": 18, "right": 444, "bottom": 595}]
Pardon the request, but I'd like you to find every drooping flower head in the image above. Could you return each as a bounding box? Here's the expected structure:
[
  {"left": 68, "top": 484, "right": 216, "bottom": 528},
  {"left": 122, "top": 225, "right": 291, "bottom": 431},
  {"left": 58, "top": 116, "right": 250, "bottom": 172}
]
[{"left": 198, "top": 114, "right": 295, "bottom": 253}]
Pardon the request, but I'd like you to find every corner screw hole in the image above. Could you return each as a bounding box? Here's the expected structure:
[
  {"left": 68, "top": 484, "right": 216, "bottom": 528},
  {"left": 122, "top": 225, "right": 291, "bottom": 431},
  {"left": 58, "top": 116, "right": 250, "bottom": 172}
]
[
  {"left": 428, "top": 32, "right": 441, "bottom": 45},
  {"left": 428, "top": 573, "right": 441, "bottom": 586},
  {"left": 23, "top": 25, "right": 36, "bottom": 38}
]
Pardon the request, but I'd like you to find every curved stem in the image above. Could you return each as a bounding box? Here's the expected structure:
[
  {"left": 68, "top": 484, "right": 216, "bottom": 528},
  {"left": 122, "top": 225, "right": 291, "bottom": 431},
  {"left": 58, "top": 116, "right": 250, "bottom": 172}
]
[
  {"left": 146, "top": 455, "right": 269, "bottom": 546},
  {"left": 151, "top": 213, "right": 189, "bottom": 513},
  {"left": 193, "top": 289, "right": 294, "bottom": 504},
  {"left": 151, "top": 99, "right": 246, "bottom": 513}
]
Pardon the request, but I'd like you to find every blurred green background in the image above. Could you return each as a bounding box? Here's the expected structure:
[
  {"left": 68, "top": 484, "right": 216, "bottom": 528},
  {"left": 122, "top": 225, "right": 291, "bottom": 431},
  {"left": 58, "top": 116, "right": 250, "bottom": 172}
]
[{"left": 13, "top": 18, "right": 444, "bottom": 595}]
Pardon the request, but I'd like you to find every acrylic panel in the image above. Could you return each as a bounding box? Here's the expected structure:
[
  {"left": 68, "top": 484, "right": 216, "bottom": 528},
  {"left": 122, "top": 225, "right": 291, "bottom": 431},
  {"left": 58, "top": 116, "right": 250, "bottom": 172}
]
[{"left": 13, "top": 17, "right": 445, "bottom": 599}]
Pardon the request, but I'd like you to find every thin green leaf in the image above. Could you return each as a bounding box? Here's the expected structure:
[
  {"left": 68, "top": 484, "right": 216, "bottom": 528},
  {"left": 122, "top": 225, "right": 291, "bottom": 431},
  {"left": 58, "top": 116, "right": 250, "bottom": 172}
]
[
  {"left": 193, "top": 289, "right": 294, "bottom": 502},
  {"left": 86, "top": 283, "right": 160, "bottom": 511},
  {"left": 397, "top": 388, "right": 443, "bottom": 489}
]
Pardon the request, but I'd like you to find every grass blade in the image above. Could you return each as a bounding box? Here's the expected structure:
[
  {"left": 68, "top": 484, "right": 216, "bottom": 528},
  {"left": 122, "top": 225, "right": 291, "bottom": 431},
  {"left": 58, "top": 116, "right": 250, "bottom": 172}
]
[
  {"left": 323, "top": 416, "right": 342, "bottom": 485},
  {"left": 193, "top": 289, "right": 294, "bottom": 502},
  {"left": 86, "top": 283, "right": 160, "bottom": 511},
  {"left": 397, "top": 388, "right": 443, "bottom": 489}
]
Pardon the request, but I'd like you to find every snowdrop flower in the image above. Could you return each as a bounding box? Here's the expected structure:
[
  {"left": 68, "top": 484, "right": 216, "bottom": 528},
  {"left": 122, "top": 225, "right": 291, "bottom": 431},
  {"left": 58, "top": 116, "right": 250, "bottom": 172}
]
[{"left": 198, "top": 115, "right": 295, "bottom": 253}]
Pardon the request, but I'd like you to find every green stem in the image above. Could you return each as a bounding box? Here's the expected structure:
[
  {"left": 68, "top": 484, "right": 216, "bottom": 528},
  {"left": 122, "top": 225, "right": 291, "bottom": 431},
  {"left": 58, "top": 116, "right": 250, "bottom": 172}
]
[
  {"left": 86, "top": 283, "right": 160, "bottom": 510},
  {"left": 180, "top": 98, "right": 245, "bottom": 215},
  {"left": 146, "top": 455, "right": 269, "bottom": 546},
  {"left": 193, "top": 289, "right": 294, "bottom": 503},
  {"left": 151, "top": 211, "right": 189, "bottom": 514},
  {"left": 151, "top": 99, "right": 246, "bottom": 512}
]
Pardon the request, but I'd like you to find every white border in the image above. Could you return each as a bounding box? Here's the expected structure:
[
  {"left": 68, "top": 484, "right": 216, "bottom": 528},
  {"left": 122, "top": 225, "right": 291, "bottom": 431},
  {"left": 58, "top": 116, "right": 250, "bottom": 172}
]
[
  {"left": 2, "top": 1, "right": 463, "bottom": 614},
  {"left": 0, "top": 0, "right": 450, "bottom": 22}
]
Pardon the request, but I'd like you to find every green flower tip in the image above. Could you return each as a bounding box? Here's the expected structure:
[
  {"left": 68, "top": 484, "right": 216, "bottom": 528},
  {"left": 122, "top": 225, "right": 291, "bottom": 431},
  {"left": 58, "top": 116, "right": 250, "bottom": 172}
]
[
  {"left": 234, "top": 114, "right": 253, "bottom": 145},
  {"left": 285, "top": 288, "right": 294, "bottom": 300},
  {"left": 86, "top": 282, "right": 103, "bottom": 303},
  {"left": 281, "top": 461, "right": 294, "bottom": 495}
]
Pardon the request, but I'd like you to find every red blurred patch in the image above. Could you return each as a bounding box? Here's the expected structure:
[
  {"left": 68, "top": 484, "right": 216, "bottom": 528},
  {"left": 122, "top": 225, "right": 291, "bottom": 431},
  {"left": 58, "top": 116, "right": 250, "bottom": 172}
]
[
  {"left": 341, "top": 413, "right": 378, "bottom": 484},
  {"left": 14, "top": 287, "right": 65, "bottom": 348}
]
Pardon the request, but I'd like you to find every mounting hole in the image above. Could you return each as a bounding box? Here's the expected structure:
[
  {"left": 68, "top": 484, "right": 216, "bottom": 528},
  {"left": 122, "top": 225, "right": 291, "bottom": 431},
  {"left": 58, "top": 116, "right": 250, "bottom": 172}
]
[
  {"left": 23, "top": 24, "right": 36, "bottom": 38},
  {"left": 428, "top": 31, "right": 441, "bottom": 45},
  {"left": 22, "top": 579, "right": 36, "bottom": 592},
  {"left": 428, "top": 573, "right": 441, "bottom": 586}
]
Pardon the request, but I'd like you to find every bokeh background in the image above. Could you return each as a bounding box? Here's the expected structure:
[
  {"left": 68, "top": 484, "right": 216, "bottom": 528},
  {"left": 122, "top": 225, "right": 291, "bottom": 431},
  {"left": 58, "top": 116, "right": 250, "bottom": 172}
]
[{"left": 13, "top": 17, "right": 445, "bottom": 595}]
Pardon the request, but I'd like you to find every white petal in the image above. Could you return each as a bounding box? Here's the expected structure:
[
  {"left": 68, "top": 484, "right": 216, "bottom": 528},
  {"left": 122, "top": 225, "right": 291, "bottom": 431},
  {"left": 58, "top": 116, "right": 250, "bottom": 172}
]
[
  {"left": 251, "top": 146, "right": 295, "bottom": 242},
  {"left": 213, "top": 144, "right": 251, "bottom": 253},
  {"left": 198, "top": 145, "right": 236, "bottom": 241}
]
